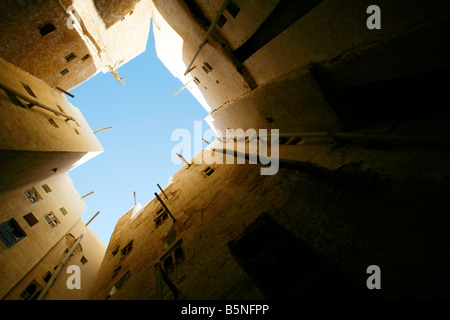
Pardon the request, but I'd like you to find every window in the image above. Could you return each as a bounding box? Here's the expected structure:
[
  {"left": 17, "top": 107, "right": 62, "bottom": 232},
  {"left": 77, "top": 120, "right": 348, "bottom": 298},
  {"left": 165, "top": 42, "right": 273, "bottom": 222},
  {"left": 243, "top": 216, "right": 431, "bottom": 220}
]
[
  {"left": 21, "top": 82, "right": 37, "bottom": 98},
  {"left": 203, "top": 62, "right": 213, "bottom": 72},
  {"left": 203, "top": 166, "right": 215, "bottom": 176},
  {"left": 164, "top": 229, "right": 177, "bottom": 248},
  {"left": 43, "top": 212, "right": 59, "bottom": 228},
  {"left": 62, "top": 248, "right": 73, "bottom": 259},
  {"left": 0, "top": 219, "right": 26, "bottom": 248},
  {"left": 60, "top": 207, "right": 68, "bottom": 216},
  {"left": 174, "top": 247, "right": 184, "bottom": 262},
  {"left": 120, "top": 240, "right": 133, "bottom": 259},
  {"left": 160, "top": 241, "right": 185, "bottom": 275},
  {"left": 80, "top": 256, "right": 88, "bottom": 265},
  {"left": 266, "top": 117, "right": 275, "bottom": 124},
  {"left": 20, "top": 280, "right": 42, "bottom": 300},
  {"left": 163, "top": 255, "right": 174, "bottom": 271},
  {"left": 287, "top": 137, "right": 302, "bottom": 145},
  {"left": 111, "top": 245, "right": 120, "bottom": 258},
  {"left": 74, "top": 128, "right": 80, "bottom": 135},
  {"left": 108, "top": 271, "right": 131, "bottom": 297},
  {"left": 60, "top": 68, "right": 69, "bottom": 76},
  {"left": 278, "top": 137, "right": 289, "bottom": 145},
  {"left": 42, "top": 184, "right": 52, "bottom": 193},
  {"left": 226, "top": 1, "right": 240, "bottom": 18},
  {"left": 202, "top": 62, "right": 213, "bottom": 74},
  {"left": 43, "top": 271, "right": 52, "bottom": 283},
  {"left": 24, "top": 188, "right": 42, "bottom": 204},
  {"left": 81, "top": 54, "right": 90, "bottom": 61},
  {"left": 194, "top": 77, "right": 200, "bottom": 85},
  {"left": 112, "top": 266, "right": 121, "bottom": 279},
  {"left": 154, "top": 211, "right": 169, "bottom": 228},
  {"left": 217, "top": 15, "right": 227, "bottom": 28},
  {"left": 48, "top": 118, "right": 59, "bottom": 128},
  {"left": 65, "top": 52, "right": 76, "bottom": 62},
  {"left": 37, "top": 22, "right": 56, "bottom": 36},
  {"left": 23, "top": 213, "right": 39, "bottom": 227},
  {"left": 114, "top": 271, "right": 131, "bottom": 290},
  {"left": 227, "top": 213, "right": 370, "bottom": 299}
]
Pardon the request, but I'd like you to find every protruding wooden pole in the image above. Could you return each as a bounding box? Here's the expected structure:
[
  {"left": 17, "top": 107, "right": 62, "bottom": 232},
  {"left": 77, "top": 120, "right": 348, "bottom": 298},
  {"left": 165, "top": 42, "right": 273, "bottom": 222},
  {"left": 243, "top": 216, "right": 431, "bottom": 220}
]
[
  {"left": 55, "top": 86, "right": 74, "bottom": 98},
  {"left": 81, "top": 191, "right": 94, "bottom": 199},
  {"left": 157, "top": 184, "right": 168, "bottom": 199},
  {"left": 85, "top": 211, "right": 100, "bottom": 227},
  {"left": 154, "top": 193, "right": 176, "bottom": 223},
  {"left": 176, "top": 153, "right": 191, "bottom": 167},
  {"left": 94, "top": 126, "right": 112, "bottom": 134}
]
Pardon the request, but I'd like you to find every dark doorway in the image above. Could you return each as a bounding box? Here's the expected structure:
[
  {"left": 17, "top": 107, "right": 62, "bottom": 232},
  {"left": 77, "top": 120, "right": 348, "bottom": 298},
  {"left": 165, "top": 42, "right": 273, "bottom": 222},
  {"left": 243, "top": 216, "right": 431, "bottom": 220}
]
[{"left": 228, "top": 213, "right": 375, "bottom": 299}]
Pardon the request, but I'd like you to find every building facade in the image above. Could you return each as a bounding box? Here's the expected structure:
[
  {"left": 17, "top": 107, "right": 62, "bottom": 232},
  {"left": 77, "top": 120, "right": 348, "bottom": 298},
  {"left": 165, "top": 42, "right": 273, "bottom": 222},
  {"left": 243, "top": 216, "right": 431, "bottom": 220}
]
[
  {"left": 0, "top": 0, "right": 152, "bottom": 90},
  {"left": 89, "top": 139, "right": 450, "bottom": 299},
  {"left": 0, "top": 55, "right": 106, "bottom": 300},
  {"left": 0, "top": 0, "right": 153, "bottom": 300},
  {"left": 3, "top": 0, "right": 450, "bottom": 300},
  {"left": 152, "top": 0, "right": 450, "bottom": 135},
  {"left": 0, "top": 173, "right": 106, "bottom": 300},
  {"left": 88, "top": 0, "right": 450, "bottom": 299},
  {"left": 0, "top": 56, "right": 104, "bottom": 196}
]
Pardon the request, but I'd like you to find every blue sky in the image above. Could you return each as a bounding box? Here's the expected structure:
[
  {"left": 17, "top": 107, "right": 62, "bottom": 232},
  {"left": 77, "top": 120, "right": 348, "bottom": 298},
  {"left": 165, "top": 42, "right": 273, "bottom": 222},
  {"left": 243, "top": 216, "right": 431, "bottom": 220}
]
[{"left": 69, "top": 25, "right": 210, "bottom": 246}]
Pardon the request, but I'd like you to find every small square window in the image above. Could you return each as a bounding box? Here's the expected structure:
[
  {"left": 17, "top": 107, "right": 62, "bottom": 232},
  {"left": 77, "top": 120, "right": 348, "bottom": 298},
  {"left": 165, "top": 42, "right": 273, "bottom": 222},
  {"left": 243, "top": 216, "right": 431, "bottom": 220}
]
[
  {"left": 24, "top": 188, "right": 42, "bottom": 204},
  {"left": 164, "top": 230, "right": 177, "bottom": 248},
  {"left": 154, "top": 212, "right": 168, "bottom": 228},
  {"left": 20, "top": 280, "right": 42, "bottom": 300},
  {"left": 266, "top": 117, "right": 275, "bottom": 124},
  {"left": 111, "top": 245, "right": 120, "bottom": 258},
  {"left": 160, "top": 240, "right": 185, "bottom": 275},
  {"left": 23, "top": 213, "right": 39, "bottom": 227},
  {"left": 203, "top": 62, "right": 213, "bottom": 72},
  {"left": 21, "top": 82, "right": 37, "bottom": 98},
  {"left": 0, "top": 218, "right": 27, "bottom": 248},
  {"left": 60, "top": 68, "right": 69, "bottom": 76},
  {"left": 60, "top": 207, "right": 68, "bottom": 216},
  {"left": 194, "top": 77, "right": 200, "bottom": 85},
  {"left": 43, "top": 212, "right": 59, "bottom": 228},
  {"left": 80, "top": 256, "right": 88, "bottom": 265},
  {"left": 113, "top": 271, "right": 131, "bottom": 290},
  {"left": 38, "top": 22, "right": 56, "bottom": 36},
  {"left": 203, "top": 166, "right": 215, "bottom": 176},
  {"left": 226, "top": 1, "right": 240, "bottom": 18},
  {"left": 120, "top": 240, "right": 133, "bottom": 259},
  {"left": 217, "top": 15, "right": 227, "bottom": 28},
  {"left": 163, "top": 255, "right": 174, "bottom": 271},
  {"left": 42, "top": 184, "right": 52, "bottom": 193},
  {"left": 278, "top": 137, "right": 290, "bottom": 145},
  {"left": 287, "top": 137, "right": 302, "bottom": 145},
  {"left": 43, "top": 271, "right": 52, "bottom": 283},
  {"left": 202, "top": 65, "right": 210, "bottom": 74},
  {"left": 65, "top": 52, "right": 76, "bottom": 62},
  {"left": 81, "top": 54, "right": 90, "bottom": 61},
  {"left": 48, "top": 118, "right": 59, "bottom": 128},
  {"left": 112, "top": 266, "right": 121, "bottom": 279}
]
